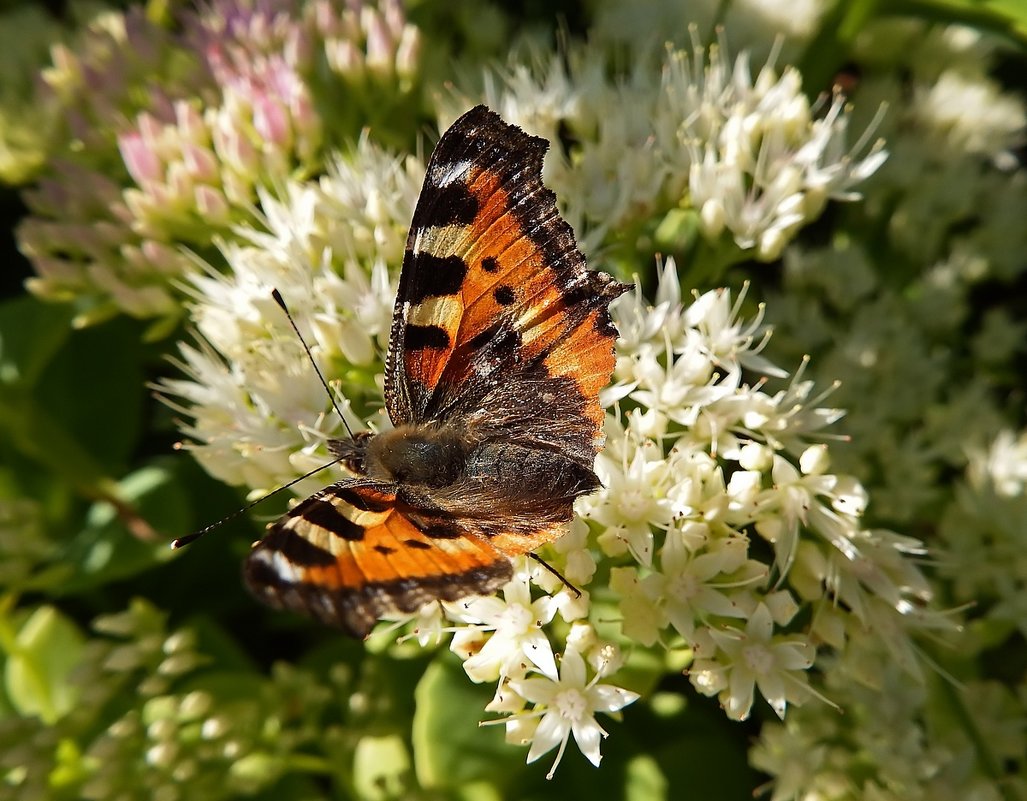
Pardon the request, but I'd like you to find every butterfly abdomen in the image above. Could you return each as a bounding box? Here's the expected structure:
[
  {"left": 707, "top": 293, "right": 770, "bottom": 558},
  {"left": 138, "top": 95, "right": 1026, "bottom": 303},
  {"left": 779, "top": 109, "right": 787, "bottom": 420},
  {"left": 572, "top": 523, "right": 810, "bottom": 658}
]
[{"left": 465, "top": 441, "right": 600, "bottom": 504}]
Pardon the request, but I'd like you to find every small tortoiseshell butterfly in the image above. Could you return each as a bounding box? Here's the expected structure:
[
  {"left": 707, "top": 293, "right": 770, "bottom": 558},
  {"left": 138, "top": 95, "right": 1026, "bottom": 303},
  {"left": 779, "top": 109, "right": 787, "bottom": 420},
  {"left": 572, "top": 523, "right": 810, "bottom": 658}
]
[{"left": 243, "top": 106, "right": 630, "bottom": 637}]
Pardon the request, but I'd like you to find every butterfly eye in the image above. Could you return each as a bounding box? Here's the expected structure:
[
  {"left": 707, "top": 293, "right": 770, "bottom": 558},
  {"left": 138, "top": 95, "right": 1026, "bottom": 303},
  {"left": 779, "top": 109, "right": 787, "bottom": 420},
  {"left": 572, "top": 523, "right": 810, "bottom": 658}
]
[{"left": 328, "top": 433, "right": 373, "bottom": 475}]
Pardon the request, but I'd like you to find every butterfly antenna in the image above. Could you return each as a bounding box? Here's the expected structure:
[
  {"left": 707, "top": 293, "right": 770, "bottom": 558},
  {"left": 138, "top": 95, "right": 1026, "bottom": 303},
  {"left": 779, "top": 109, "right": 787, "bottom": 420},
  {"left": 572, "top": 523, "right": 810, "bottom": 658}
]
[
  {"left": 271, "top": 288, "right": 356, "bottom": 439},
  {"left": 171, "top": 456, "right": 344, "bottom": 549}
]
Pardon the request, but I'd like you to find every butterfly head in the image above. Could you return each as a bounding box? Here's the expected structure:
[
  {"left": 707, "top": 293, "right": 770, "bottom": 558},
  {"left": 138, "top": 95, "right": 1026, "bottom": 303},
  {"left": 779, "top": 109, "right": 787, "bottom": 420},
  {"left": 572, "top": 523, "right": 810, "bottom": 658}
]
[{"left": 327, "top": 431, "right": 374, "bottom": 475}]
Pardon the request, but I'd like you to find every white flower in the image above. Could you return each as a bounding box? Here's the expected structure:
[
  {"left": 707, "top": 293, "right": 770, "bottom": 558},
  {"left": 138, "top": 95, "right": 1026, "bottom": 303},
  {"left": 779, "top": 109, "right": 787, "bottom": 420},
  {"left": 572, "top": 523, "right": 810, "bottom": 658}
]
[
  {"left": 607, "top": 258, "right": 683, "bottom": 361},
  {"left": 753, "top": 452, "right": 864, "bottom": 578},
  {"left": 505, "top": 648, "right": 639, "bottom": 778},
  {"left": 454, "top": 47, "right": 665, "bottom": 253},
  {"left": 654, "top": 535, "right": 764, "bottom": 640},
  {"left": 455, "top": 569, "right": 559, "bottom": 682},
  {"left": 910, "top": 69, "right": 1026, "bottom": 159},
  {"left": 379, "top": 601, "right": 450, "bottom": 648},
  {"left": 690, "top": 604, "right": 815, "bottom": 720},
  {"left": 531, "top": 519, "right": 596, "bottom": 623},
  {"left": 586, "top": 436, "right": 675, "bottom": 566},
  {"left": 968, "top": 429, "right": 1027, "bottom": 498},
  {"left": 627, "top": 340, "right": 733, "bottom": 427},
  {"left": 683, "top": 283, "right": 786, "bottom": 377},
  {"left": 313, "top": 139, "right": 425, "bottom": 268},
  {"left": 461, "top": 35, "right": 883, "bottom": 262},
  {"left": 750, "top": 719, "right": 828, "bottom": 801}
]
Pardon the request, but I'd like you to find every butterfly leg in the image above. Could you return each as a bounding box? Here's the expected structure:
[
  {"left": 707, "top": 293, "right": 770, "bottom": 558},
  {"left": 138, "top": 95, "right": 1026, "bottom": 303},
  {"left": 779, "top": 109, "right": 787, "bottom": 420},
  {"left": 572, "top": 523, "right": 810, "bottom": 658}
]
[{"left": 528, "top": 552, "right": 581, "bottom": 598}]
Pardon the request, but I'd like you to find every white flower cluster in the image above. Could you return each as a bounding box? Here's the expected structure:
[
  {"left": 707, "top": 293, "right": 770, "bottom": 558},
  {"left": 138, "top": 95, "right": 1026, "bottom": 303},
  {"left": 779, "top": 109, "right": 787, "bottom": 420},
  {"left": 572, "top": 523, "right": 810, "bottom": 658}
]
[
  {"left": 161, "top": 35, "right": 936, "bottom": 778},
  {"left": 361, "top": 261, "right": 939, "bottom": 774},
  {"left": 451, "top": 34, "right": 885, "bottom": 261},
  {"left": 742, "top": 21, "right": 1027, "bottom": 798},
  {"left": 161, "top": 148, "right": 933, "bottom": 779},
  {"left": 450, "top": 565, "right": 639, "bottom": 777},
  {"left": 158, "top": 138, "right": 422, "bottom": 496},
  {"left": 665, "top": 42, "right": 887, "bottom": 260},
  {"left": 572, "top": 260, "right": 940, "bottom": 721}
]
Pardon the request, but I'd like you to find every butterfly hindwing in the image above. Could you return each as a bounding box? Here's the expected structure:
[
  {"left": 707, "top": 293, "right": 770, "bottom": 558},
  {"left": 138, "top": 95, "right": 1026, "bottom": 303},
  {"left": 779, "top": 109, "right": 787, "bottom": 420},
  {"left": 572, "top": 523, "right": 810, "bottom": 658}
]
[
  {"left": 385, "top": 105, "right": 629, "bottom": 464},
  {"left": 244, "top": 481, "right": 513, "bottom": 637}
]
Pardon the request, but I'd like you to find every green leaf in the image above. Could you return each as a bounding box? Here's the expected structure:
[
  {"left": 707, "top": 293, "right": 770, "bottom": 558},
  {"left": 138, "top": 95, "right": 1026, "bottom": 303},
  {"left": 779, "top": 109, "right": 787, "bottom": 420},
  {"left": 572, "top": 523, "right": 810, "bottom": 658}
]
[
  {"left": 905, "top": 0, "right": 1027, "bottom": 43},
  {"left": 1, "top": 605, "right": 85, "bottom": 724},
  {"left": 412, "top": 655, "right": 519, "bottom": 791},
  {"left": 456, "top": 782, "right": 503, "bottom": 801},
  {"left": 0, "top": 312, "right": 155, "bottom": 513},
  {"left": 0, "top": 295, "right": 73, "bottom": 388},
  {"left": 50, "top": 737, "right": 93, "bottom": 791},
  {"left": 33, "top": 315, "right": 146, "bottom": 473},
  {"left": 56, "top": 465, "right": 185, "bottom": 594},
  {"left": 625, "top": 754, "right": 668, "bottom": 801},
  {"left": 353, "top": 734, "right": 412, "bottom": 801},
  {"left": 653, "top": 208, "right": 700, "bottom": 255},
  {"left": 0, "top": 390, "right": 112, "bottom": 498}
]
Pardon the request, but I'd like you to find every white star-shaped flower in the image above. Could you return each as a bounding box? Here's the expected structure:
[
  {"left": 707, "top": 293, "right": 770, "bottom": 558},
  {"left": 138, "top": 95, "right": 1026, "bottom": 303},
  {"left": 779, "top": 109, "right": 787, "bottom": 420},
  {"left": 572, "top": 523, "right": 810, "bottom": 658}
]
[
  {"left": 455, "top": 570, "right": 559, "bottom": 682},
  {"left": 690, "top": 604, "right": 815, "bottom": 720},
  {"left": 506, "top": 649, "right": 639, "bottom": 778}
]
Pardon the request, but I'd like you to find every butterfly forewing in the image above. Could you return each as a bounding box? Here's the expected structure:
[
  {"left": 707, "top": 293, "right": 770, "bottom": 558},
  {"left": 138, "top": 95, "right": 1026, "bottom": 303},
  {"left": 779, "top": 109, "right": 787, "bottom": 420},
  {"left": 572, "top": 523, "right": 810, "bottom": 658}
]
[{"left": 385, "top": 105, "right": 628, "bottom": 463}]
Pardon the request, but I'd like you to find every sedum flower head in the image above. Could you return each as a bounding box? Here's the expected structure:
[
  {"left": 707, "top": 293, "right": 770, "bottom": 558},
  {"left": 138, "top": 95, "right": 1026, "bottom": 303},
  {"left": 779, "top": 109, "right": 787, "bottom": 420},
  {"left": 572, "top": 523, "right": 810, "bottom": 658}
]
[
  {"left": 0, "top": 599, "right": 352, "bottom": 801},
  {"left": 574, "top": 262, "right": 944, "bottom": 721},
  {"left": 168, "top": 235, "right": 945, "bottom": 769},
  {"left": 453, "top": 34, "right": 884, "bottom": 268},
  {"left": 661, "top": 36, "right": 887, "bottom": 260},
  {"left": 147, "top": 20, "right": 950, "bottom": 780},
  {"left": 21, "top": 0, "right": 424, "bottom": 323},
  {"left": 158, "top": 139, "right": 419, "bottom": 495},
  {"left": 751, "top": 659, "right": 1024, "bottom": 801},
  {"left": 19, "top": 6, "right": 207, "bottom": 321},
  {"left": 909, "top": 68, "right": 1025, "bottom": 160},
  {"left": 311, "top": 0, "right": 421, "bottom": 86}
]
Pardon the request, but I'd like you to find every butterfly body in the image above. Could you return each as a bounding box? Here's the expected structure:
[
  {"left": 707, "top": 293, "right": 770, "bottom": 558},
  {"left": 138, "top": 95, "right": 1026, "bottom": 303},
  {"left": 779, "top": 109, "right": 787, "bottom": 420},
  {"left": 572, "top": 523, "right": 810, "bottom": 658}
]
[
  {"left": 326, "top": 422, "right": 602, "bottom": 534},
  {"left": 243, "top": 106, "right": 629, "bottom": 637}
]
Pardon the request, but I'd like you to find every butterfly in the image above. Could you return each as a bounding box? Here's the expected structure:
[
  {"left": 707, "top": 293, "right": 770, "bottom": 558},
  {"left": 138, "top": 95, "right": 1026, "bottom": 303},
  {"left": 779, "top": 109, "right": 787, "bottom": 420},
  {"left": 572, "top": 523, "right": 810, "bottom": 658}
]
[{"left": 243, "top": 105, "right": 630, "bottom": 638}]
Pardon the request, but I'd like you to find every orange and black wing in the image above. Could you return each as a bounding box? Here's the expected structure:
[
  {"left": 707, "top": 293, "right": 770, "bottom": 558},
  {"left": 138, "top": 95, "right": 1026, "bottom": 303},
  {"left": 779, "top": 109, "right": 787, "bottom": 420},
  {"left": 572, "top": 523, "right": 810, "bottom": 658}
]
[
  {"left": 243, "top": 481, "right": 513, "bottom": 637},
  {"left": 384, "top": 105, "right": 629, "bottom": 466}
]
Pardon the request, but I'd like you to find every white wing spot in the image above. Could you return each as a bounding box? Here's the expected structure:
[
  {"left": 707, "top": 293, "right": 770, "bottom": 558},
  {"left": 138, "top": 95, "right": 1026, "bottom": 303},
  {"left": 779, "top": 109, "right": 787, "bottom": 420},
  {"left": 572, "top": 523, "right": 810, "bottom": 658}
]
[
  {"left": 431, "top": 159, "right": 472, "bottom": 187},
  {"left": 253, "top": 549, "right": 301, "bottom": 584},
  {"left": 407, "top": 295, "right": 463, "bottom": 327}
]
